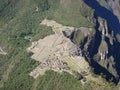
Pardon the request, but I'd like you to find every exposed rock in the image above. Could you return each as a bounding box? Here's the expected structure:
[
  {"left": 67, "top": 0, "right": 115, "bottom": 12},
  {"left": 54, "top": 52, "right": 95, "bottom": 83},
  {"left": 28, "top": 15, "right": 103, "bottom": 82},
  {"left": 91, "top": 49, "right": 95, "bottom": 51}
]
[
  {"left": 0, "top": 47, "right": 7, "bottom": 55},
  {"left": 98, "top": 40, "right": 108, "bottom": 60},
  {"left": 24, "top": 36, "right": 32, "bottom": 42},
  {"left": 62, "top": 29, "right": 74, "bottom": 38},
  {"left": 79, "top": 27, "right": 93, "bottom": 37},
  {"left": 98, "top": 17, "right": 109, "bottom": 38},
  {"left": 35, "top": 7, "right": 39, "bottom": 12}
]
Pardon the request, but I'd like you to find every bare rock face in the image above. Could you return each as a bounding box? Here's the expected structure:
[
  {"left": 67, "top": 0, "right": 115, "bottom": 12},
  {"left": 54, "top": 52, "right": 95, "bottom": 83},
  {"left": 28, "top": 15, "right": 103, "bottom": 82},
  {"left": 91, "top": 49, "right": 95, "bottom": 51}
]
[
  {"left": 79, "top": 27, "right": 93, "bottom": 37},
  {"left": 0, "top": 47, "right": 7, "bottom": 55},
  {"left": 97, "top": 0, "right": 120, "bottom": 21},
  {"left": 98, "top": 40, "right": 108, "bottom": 60},
  {"left": 62, "top": 29, "right": 74, "bottom": 38},
  {"left": 98, "top": 17, "right": 109, "bottom": 37}
]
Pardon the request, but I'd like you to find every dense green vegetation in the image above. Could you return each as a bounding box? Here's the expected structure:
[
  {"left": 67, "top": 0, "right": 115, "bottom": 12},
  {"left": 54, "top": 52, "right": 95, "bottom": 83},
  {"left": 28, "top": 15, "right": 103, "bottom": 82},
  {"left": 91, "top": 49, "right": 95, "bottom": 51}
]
[
  {"left": 0, "top": 0, "right": 118, "bottom": 90},
  {"left": 0, "top": 0, "right": 54, "bottom": 89},
  {"left": 36, "top": 71, "right": 117, "bottom": 90},
  {"left": 72, "top": 30, "right": 84, "bottom": 45},
  {"left": 47, "top": 0, "right": 94, "bottom": 27},
  {"left": 37, "top": 71, "right": 83, "bottom": 90},
  {"left": 0, "top": 50, "right": 39, "bottom": 90}
]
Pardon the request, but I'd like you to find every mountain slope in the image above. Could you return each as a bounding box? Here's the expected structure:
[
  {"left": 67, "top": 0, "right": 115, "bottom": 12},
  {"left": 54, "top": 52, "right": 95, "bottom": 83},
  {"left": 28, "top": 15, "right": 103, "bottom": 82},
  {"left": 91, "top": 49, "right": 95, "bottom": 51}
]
[{"left": 0, "top": 0, "right": 119, "bottom": 90}]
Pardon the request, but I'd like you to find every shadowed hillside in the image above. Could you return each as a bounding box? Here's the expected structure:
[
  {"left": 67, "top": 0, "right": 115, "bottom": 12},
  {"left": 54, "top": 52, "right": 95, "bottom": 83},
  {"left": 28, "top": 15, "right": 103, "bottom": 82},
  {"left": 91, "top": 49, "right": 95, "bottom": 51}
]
[
  {"left": 0, "top": 0, "right": 119, "bottom": 90},
  {"left": 84, "top": 0, "right": 120, "bottom": 33}
]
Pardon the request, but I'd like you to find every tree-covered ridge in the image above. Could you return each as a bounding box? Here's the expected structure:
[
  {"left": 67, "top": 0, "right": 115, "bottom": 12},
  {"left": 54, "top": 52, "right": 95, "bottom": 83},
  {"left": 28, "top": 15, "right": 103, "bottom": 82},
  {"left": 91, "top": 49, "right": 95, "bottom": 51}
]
[{"left": 0, "top": 0, "right": 118, "bottom": 90}]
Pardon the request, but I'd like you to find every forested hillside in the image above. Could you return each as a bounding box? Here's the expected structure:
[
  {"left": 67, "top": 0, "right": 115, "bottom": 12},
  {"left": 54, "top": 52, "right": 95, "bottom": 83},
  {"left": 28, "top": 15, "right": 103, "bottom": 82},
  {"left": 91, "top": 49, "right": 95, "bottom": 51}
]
[{"left": 0, "top": 0, "right": 119, "bottom": 90}]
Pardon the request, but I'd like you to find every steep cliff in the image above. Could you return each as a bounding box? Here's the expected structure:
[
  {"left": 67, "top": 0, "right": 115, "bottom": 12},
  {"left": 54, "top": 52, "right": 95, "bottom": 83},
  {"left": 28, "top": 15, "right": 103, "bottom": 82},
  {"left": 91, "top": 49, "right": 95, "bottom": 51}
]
[
  {"left": 71, "top": 0, "right": 120, "bottom": 84},
  {"left": 0, "top": 0, "right": 119, "bottom": 90}
]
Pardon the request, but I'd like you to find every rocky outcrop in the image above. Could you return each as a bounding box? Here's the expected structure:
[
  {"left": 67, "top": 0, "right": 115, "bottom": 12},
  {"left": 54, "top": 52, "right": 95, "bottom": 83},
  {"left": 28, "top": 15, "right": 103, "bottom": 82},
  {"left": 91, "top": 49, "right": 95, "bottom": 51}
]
[
  {"left": 98, "top": 18, "right": 109, "bottom": 37},
  {"left": 0, "top": 47, "right": 7, "bottom": 55},
  {"left": 97, "top": 18, "right": 109, "bottom": 61},
  {"left": 83, "top": 0, "right": 120, "bottom": 83},
  {"left": 98, "top": 40, "right": 108, "bottom": 60},
  {"left": 105, "top": 0, "right": 120, "bottom": 21}
]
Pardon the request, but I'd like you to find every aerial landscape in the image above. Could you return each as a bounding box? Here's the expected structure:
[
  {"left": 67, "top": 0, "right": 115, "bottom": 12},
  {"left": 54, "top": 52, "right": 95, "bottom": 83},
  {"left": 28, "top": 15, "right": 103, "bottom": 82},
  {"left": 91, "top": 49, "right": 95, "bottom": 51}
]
[{"left": 0, "top": 0, "right": 120, "bottom": 90}]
